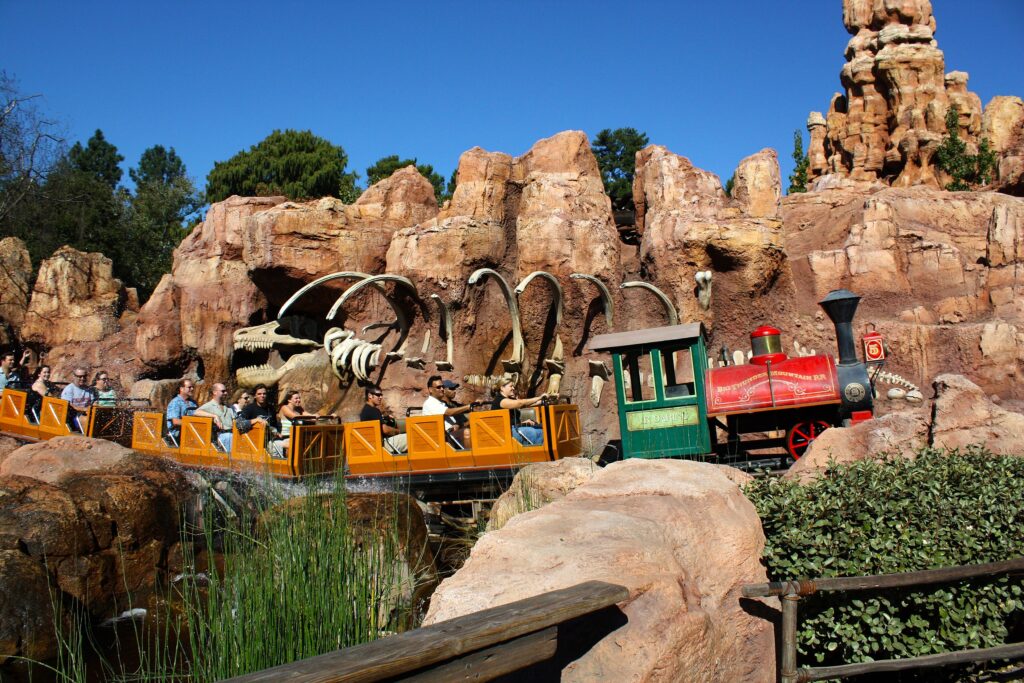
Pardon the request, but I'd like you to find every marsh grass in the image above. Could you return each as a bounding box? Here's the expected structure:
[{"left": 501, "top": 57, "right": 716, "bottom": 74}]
[{"left": 32, "top": 473, "right": 414, "bottom": 682}]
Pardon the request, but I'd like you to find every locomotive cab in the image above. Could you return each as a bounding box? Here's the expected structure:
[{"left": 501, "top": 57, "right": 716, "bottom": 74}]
[{"left": 587, "top": 323, "right": 711, "bottom": 460}]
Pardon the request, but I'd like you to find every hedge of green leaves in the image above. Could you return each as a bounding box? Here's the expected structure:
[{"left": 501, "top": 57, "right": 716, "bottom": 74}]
[{"left": 744, "top": 447, "right": 1024, "bottom": 668}]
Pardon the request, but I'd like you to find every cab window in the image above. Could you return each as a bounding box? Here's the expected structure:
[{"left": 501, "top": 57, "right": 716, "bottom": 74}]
[
  {"left": 660, "top": 347, "right": 696, "bottom": 399},
  {"left": 622, "top": 350, "right": 654, "bottom": 403}
]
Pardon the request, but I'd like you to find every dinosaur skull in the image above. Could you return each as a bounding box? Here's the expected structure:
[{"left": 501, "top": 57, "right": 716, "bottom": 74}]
[{"left": 233, "top": 321, "right": 323, "bottom": 388}]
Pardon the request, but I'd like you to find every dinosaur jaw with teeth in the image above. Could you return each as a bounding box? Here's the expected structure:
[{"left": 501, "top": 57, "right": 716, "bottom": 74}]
[{"left": 235, "top": 350, "right": 322, "bottom": 388}]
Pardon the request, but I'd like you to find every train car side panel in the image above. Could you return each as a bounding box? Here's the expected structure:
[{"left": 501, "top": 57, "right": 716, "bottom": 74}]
[
  {"left": 547, "top": 404, "right": 582, "bottom": 459},
  {"left": 38, "top": 397, "right": 73, "bottom": 439},
  {"left": 0, "top": 390, "right": 39, "bottom": 440}
]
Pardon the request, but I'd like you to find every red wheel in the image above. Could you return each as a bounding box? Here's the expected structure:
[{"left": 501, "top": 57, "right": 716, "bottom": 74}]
[{"left": 786, "top": 420, "right": 831, "bottom": 460}]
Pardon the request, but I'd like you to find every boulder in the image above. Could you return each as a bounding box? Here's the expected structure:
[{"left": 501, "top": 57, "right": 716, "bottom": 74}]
[
  {"left": 425, "top": 459, "right": 775, "bottom": 682},
  {"left": 21, "top": 247, "right": 126, "bottom": 346},
  {"left": 0, "top": 437, "right": 21, "bottom": 471},
  {"left": 0, "top": 436, "right": 136, "bottom": 484},
  {"left": 0, "top": 454, "right": 193, "bottom": 662},
  {"left": 0, "top": 549, "right": 62, "bottom": 665},
  {"left": 786, "top": 408, "right": 930, "bottom": 481},
  {"left": 487, "top": 457, "right": 600, "bottom": 531},
  {"left": 0, "top": 237, "right": 32, "bottom": 343},
  {"left": 931, "top": 373, "right": 1024, "bottom": 453}
]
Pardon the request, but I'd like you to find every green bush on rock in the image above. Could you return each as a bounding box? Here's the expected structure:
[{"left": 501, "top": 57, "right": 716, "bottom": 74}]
[{"left": 744, "top": 447, "right": 1024, "bottom": 668}]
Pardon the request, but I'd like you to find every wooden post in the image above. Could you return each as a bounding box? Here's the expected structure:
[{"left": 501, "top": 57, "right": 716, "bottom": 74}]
[{"left": 780, "top": 593, "right": 799, "bottom": 683}]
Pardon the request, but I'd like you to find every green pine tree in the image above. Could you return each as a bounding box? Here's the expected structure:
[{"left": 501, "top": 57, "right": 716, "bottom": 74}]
[
  {"left": 206, "top": 130, "right": 359, "bottom": 203},
  {"left": 788, "top": 130, "right": 809, "bottom": 194},
  {"left": 934, "top": 105, "right": 998, "bottom": 191}
]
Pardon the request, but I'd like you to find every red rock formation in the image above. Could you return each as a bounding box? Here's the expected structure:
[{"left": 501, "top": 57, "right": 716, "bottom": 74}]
[
  {"left": 807, "top": 0, "right": 991, "bottom": 187},
  {"left": 21, "top": 246, "right": 126, "bottom": 346},
  {"left": 635, "top": 144, "right": 785, "bottom": 328}
]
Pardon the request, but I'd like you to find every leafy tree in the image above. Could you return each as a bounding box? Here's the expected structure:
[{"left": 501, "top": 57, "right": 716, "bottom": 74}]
[
  {"left": 724, "top": 173, "right": 735, "bottom": 197},
  {"left": 206, "top": 129, "right": 359, "bottom": 203},
  {"left": 788, "top": 130, "right": 809, "bottom": 194},
  {"left": 935, "top": 105, "right": 998, "bottom": 191},
  {"left": 591, "top": 127, "right": 649, "bottom": 212},
  {"left": 365, "top": 154, "right": 447, "bottom": 204}
]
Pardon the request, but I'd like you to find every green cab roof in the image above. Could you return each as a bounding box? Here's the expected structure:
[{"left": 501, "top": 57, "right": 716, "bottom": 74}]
[{"left": 587, "top": 323, "right": 706, "bottom": 353}]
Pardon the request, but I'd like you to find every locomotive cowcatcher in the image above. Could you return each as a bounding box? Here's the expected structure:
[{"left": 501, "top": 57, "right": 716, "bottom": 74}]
[{"left": 587, "top": 289, "right": 878, "bottom": 463}]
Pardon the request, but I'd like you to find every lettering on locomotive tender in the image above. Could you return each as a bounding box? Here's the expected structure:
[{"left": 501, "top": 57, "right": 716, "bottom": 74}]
[{"left": 626, "top": 405, "right": 700, "bottom": 431}]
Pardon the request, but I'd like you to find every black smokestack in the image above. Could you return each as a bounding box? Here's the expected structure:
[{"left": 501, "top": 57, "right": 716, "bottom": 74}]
[{"left": 818, "top": 289, "right": 861, "bottom": 366}]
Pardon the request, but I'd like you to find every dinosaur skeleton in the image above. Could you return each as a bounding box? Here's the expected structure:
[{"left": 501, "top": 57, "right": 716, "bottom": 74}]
[
  {"left": 620, "top": 281, "right": 679, "bottom": 325},
  {"left": 514, "top": 271, "right": 565, "bottom": 395},
  {"left": 468, "top": 268, "right": 524, "bottom": 373},
  {"left": 232, "top": 321, "right": 323, "bottom": 388},
  {"left": 571, "top": 273, "right": 615, "bottom": 407},
  {"left": 277, "top": 272, "right": 417, "bottom": 381},
  {"left": 695, "top": 271, "right": 713, "bottom": 311},
  {"left": 871, "top": 369, "right": 923, "bottom": 402}
]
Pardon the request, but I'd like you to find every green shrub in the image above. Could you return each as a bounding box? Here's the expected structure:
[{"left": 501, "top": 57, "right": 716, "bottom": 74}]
[
  {"left": 934, "top": 106, "right": 998, "bottom": 191},
  {"left": 744, "top": 447, "right": 1024, "bottom": 669}
]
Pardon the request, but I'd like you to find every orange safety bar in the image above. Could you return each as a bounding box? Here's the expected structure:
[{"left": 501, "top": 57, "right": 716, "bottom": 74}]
[
  {"left": 468, "top": 408, "right": 550, "bottom": 470},
  {"left": 0, "top": 389, "right": 39, "bottom": 440}
]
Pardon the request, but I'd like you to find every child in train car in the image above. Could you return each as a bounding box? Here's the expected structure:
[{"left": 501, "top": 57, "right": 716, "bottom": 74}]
[{"left": 492, "top": 379, "right": 547, "bottom": 446}]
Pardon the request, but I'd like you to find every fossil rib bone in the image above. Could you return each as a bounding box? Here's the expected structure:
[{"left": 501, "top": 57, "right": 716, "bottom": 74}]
[
  {"left": 570, "top": 273, "right": 614, "bottom": 330},
  {"left": 430, "top": 294, "right": 455, "bottom": 372},
  {"left": 468, "top": 268, "right": 524, "bottom": 373},
  {"left": 514, "top": 271, "right": 565, "bottom": 393},
  {"left": 326, "top": 274, "right": 418, "bottom": 361},
  {"left": 620, "top": 281, "right": 679, "bottom": 325}
]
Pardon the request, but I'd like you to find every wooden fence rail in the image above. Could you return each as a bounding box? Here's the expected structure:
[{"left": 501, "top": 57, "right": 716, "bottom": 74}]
[
  {"left": 743, "top": 557, "right": 1024, "bottom": 682},
  {"left": 224, "top": 580, "right": 629, "bottom": 683}
]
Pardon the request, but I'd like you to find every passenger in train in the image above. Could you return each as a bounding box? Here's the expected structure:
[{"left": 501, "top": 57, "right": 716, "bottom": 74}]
[
  {"left": 196, "top": 382, "right": 235, "bottom": 452},
  {"left": 359, "top": 386, "right": 407, "bottom": 453},
  {"left": 0, "top": 352, "right": 16, "bottom": 390},
  {"left": 165, "top": 379, "right": 197, "bottom": 443},
  {"left": 25, "top": 364, "right": 53, "bottom": 421},
  {"left": 93, "top": 371, "right": 117, "bottom": 407},
  {"left": 277, "top": 389, "right": 310, "bottom": 453},
  {"left": 231, "top": 389, "right": 252, "bottom": 415},
  {"left": 422, "top": 376, "right": 473, "bottom": 448},
  {"left": 61, "top": 367, "right": 96, "bottom": 432},
  {"left": 442, "top": 379, "right": 474, "bottom": 441},
  {"left": 492, "top": 380, "right": 547, "bottom": 446},
  {"left": 240, "top": 384, "right": 287, "bottom": 457},
  {"left": 31, "top": 365, "right": 54, "bottom": 399}
]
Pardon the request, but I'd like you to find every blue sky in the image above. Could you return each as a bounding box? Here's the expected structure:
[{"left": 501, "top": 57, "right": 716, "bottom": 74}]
[{"left": 2, "top": 1, "right": 1022, "bottom": 198}]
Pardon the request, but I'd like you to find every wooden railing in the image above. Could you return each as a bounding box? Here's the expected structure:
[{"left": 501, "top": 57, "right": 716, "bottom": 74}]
[
  {"left": 224, "top": 580, "right": 628, "bottom": 682},
  {"left": 743, "top": 557, "right": 1024, "bottom": 682}
]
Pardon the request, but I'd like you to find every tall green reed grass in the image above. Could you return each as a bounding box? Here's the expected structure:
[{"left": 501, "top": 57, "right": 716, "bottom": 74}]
[{"left": 32, "top": 471, "right": 415, "bottom": 682}]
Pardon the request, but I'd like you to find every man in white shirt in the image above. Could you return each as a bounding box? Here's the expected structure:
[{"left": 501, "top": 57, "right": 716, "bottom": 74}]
[{"left": 421, "top": 375, "right": 472, "bottom": 447}]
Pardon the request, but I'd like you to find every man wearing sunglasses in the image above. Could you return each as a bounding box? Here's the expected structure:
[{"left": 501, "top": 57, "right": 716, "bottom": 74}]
[
  {"left": 61, "top": 367, "right": 95, "bottom": 432},
  {"left": 359, "top": 386, "right": 406, "bottom": 453}
]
